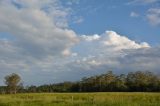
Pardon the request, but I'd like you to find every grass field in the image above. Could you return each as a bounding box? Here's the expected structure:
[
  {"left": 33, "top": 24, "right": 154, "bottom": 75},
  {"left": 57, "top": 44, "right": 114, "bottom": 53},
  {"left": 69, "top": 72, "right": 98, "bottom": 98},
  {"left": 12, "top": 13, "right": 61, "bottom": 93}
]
[{"left": 0, "top": 92, "right": 160, "bottom": 106}]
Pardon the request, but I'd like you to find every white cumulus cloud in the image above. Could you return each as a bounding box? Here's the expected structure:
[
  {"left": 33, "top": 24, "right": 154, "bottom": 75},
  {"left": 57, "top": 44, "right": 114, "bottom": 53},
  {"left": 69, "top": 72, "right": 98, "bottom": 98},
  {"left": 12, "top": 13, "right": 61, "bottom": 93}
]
[
  {"left": 81, "top": 34, "right": 101, "bottom": 41},
  {"left": 0, "top": 0, "right": 78, "bottom": 58},
  {"left": 102, "top": 31, "right": 150, "bottom": 50}
]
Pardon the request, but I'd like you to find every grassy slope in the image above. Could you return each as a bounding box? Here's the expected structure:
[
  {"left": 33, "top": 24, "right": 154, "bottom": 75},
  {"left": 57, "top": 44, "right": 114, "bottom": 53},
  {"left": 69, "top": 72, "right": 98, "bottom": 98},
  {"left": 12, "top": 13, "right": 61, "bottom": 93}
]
[{"left": 0, "top": 92, "right": 160, "bottom": 106}]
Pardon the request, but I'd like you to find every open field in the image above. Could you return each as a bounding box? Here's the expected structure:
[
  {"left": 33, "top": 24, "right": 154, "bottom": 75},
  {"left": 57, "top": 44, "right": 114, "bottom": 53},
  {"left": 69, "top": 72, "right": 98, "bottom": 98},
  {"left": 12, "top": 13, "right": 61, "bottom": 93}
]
[{"left": 0, "top": 92, "right": 160, "bottom": 106}]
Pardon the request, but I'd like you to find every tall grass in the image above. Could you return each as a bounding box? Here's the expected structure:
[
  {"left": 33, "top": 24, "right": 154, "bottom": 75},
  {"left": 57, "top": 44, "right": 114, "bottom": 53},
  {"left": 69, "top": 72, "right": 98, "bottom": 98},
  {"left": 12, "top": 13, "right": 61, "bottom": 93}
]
[{"left": 0, "top": 92, "right": 160, "bottom": 106}]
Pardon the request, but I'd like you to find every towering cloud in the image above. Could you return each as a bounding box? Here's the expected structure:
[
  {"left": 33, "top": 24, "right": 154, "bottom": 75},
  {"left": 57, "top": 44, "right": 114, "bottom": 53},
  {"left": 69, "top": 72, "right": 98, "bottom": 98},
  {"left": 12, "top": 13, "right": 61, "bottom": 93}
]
[{"left": 102, "top": 31, "right": 150, "bottom": 50}]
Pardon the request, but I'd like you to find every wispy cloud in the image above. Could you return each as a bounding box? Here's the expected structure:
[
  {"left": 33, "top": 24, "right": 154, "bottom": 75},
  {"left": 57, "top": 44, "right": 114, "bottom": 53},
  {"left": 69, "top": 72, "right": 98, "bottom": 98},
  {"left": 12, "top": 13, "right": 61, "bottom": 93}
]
[
  {"left": 130, "top": 12, "right": 140, "bottom": 18},
  {"left": 146, "top": 8, "right": 160, "bottom": 26},
  {"left": 127, "top": 0, "right": 158, "bottom": 5},
  {"left": 66, "top": 0, "right": 80, "bottom": 5},
  {"left": 73, "top": 16, "right": 84, "bottom": 24}
]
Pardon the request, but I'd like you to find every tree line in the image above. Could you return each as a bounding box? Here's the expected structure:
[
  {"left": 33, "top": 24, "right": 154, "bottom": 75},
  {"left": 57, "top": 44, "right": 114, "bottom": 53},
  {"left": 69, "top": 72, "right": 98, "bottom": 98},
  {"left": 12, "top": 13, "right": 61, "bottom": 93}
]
[{"left": 0, "top": 71, "right": 160, "bottom": 94}]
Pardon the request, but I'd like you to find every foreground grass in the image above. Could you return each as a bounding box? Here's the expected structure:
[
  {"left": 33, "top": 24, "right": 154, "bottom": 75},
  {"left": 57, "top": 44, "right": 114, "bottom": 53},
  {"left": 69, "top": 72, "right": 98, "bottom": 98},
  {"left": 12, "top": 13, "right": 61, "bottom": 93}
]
[{"left": 0, "top": 92, "right": 160, "bottom": 106}]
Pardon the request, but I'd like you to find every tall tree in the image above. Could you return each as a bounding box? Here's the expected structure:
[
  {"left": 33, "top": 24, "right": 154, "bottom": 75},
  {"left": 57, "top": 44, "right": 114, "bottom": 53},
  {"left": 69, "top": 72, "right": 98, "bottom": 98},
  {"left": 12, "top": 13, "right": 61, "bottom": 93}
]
[{"left": 4, "top": 73, "right": 21, "bottom": 94}]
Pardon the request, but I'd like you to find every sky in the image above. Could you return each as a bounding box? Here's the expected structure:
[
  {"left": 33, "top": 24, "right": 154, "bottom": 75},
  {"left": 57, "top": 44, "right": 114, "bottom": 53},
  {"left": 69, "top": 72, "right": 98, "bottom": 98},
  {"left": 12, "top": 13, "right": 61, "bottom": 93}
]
[{"left": 0, "top": 0, "right": 160, "bottom": 85}]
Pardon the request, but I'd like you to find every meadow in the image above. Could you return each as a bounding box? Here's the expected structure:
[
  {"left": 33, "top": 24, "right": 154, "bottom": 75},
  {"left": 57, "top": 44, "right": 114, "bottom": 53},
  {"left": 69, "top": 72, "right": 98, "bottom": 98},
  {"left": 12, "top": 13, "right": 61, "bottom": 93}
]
[{"left": 0, "top": 92, "right": 160, "bottom": 106}]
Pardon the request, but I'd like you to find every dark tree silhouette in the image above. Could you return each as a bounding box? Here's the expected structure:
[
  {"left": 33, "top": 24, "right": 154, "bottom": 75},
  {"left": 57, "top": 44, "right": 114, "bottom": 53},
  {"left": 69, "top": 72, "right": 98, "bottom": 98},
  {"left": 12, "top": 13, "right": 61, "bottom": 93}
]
[
  {"left": 1, "top": 71, "right": 160, "bottom": 93},
  {"left": 4, "top": 73, "right": 21, "bottom": 94}
]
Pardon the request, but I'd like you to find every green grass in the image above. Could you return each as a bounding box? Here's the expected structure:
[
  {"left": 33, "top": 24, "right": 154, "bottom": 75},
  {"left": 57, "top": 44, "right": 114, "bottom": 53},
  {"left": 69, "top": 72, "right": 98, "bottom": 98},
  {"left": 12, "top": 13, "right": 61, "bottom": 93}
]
[{"left": 0, "top": 92, "right": 160, "bottom": 106}]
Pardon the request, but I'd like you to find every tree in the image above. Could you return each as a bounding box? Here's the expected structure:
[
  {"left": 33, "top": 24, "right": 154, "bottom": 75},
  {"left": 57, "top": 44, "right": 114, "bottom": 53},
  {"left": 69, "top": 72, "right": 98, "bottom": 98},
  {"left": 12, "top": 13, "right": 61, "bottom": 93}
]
[
  {"left": 111, "top": 74, "right": 128, "bottom": 91},
  {"left": 4, "top": 73, "right": 21, "bottom": 94},
  {"left": 102, "top": 71, "right": 116, "bottom": 91},
  {"left": 126, "top": 71, "right": 159, "bottom": 91}
]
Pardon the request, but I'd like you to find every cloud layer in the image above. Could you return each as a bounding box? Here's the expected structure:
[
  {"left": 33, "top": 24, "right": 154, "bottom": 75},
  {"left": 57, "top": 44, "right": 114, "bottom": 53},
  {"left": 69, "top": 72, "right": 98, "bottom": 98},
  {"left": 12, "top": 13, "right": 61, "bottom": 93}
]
[
  {"left": 0, "top": 0, "right": 159, "bottom": 85},
  {"left": 0, "top": 0, "right": 79, "bottom": 84}
]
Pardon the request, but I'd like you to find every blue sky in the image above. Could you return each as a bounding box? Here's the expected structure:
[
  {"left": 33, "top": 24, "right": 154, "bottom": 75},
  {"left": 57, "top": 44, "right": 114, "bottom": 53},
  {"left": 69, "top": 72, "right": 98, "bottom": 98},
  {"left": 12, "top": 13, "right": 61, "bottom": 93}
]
[
  {"left": 0, "top": 0, "right": 160, "bottom": 85},
  {"left": 64, "top": 0, "right": 160, "bottom": 45}
]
